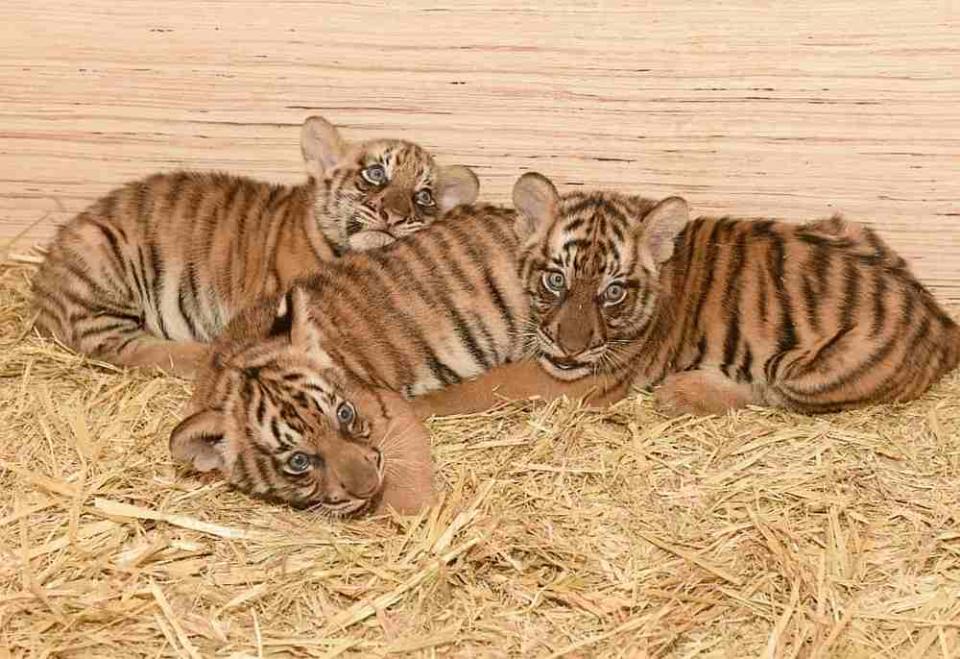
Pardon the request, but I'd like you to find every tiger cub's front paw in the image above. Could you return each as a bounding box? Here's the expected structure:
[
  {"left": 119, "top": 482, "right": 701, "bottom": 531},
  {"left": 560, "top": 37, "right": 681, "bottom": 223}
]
[{"left": 654, "top": 371, "right": 752, "bottom": 417}]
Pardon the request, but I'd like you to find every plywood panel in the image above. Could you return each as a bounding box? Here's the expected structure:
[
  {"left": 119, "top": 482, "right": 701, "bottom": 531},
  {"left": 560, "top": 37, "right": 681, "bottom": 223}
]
[{"left": 1, "top": 0, "right": 957, "bottom": 300}]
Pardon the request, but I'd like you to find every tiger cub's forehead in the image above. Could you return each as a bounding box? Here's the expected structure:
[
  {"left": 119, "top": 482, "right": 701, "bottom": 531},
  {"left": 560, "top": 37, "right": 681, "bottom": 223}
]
[
  {"left": 360, "top": 139, "right": 436, "bottom": 187},
  {"left": 243, "top": 367, "right": 341, "bottom": 419},
  {"left": 546, "top": 191, "right": 649, "bottom": 276}
]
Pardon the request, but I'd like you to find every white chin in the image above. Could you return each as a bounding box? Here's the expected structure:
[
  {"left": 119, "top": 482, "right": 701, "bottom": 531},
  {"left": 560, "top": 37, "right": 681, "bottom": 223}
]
[
  {"left": 348, "top": 231, "right": 395, "bottom": 251},
  {"left": 538, "top": 356, "right": 592, "bottom": 381}
]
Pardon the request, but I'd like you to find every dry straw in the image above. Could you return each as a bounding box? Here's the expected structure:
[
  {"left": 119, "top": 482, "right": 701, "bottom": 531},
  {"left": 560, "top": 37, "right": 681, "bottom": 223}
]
[{"left": 0, "top": 260, "right": 958, "bottom": 657}]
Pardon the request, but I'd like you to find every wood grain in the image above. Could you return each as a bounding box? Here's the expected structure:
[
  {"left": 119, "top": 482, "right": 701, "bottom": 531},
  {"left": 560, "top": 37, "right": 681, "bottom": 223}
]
[{"left": 1, "top": 1, "right": 957, "bottom": 300}]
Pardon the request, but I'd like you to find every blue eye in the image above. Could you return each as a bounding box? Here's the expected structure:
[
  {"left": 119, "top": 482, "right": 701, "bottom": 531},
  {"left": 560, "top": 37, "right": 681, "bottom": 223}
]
[
  {"left": 542, "top": 271, "right": 566, "bottom": 295},
  {"left": 361, "top": 164, "right": 387, "bottom": 185},
  {"left": 604, "top": 282, "right": 627, "bottom": 305},
  {"left": 336, "top": 402, "right": 355, "bottom": 426},
  {"left": 414, "top": 189, "right": 435, "bottom": 207},
  {"left": 286, "top": 452, "right": 312, "bottom": 474}
]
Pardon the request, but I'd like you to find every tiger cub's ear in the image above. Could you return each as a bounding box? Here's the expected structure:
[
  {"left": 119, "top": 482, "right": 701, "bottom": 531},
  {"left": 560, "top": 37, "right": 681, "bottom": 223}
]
[
  {"left": 301, "top": 115, "right": 348, "bottom": 180},
  {"left": 512, "top": 172, "right": 560, "bottom": 240},
  {"left": 169, "top": 409, "right": 233, "bottom": 473},
  {"left": 435, "top": 165, "right": 480, "bottom": 212},
  {"left": 641, "top": 196, "right": 690, "bottom": 265},
  {"left": 276, "top": 286, "right": 334, "bottom": 368}
]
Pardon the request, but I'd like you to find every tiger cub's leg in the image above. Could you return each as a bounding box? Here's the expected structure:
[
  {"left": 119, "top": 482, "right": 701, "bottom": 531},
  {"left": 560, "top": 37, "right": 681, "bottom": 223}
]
[
  {"left": 113, "top": 338, "right": 210, "bottom": 378},
  {"left": 760, "top": 321, "right": 948, "bottom": 413},
  {"left": 39, "top": 304, "right": 208, "bottom": 378},
  {"left": 654, "top": 369, "right": 756, "bottom": 417},
  {"left": 409, "top": 360, "right": 627, "bottom": 419},
  {"left": 33, "top": 211, "right": 210, "bottom": 378}
]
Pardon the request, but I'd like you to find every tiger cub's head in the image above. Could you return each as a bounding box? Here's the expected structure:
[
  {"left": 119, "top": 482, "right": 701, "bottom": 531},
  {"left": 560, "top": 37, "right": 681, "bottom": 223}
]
[
  {"left": 512, "top": 172, "right": 690, "bottom": 381},
  {"left": 300, "top": 116, "right": 480, "bottom": 252},
  {"left": 169, "top": 288, "right": 385, "bottom": 516}
]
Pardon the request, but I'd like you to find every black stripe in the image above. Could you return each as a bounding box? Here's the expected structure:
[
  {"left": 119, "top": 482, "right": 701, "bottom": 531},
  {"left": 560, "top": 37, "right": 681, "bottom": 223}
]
[
  {"left": 719, "top": 229, "right": 746, "bottom": 376},
  {"left": 177, "top": 285, "right": 201, "bottom": 340},
  {"left": 738, "top": 343, "right": 754, "bottom": 383},
  {"left": 60, "top": 256, "right": 121, "bottom": 303},
  {"left": 871, "top": 271, "right": 887, "bottom": 337},
  {"left": 608, "top": 219, "right": 625, "bottom": 243},
  {"left": 113, "top": 332, "right": 141, "bottom": 355},
  {"left": 563, "top": 195, "right": 604, "bottom": 220},
  {"left": 687, "top": 335, "right": 708, "bottom": 371},
  {"left": 147, "top": 242, "right": 169, "bottom": 340},
  {"left": 769, "top": 232, "right": 797, "bottom": 354},
  {"left": 684, "top": 220, "right": 725, "bottom": 352},
  {"left": 838, "top": 259, "right": 859, "bottom": 331},
  {"left": 76, "top": 321, "right": 139, "bottom": 341}
]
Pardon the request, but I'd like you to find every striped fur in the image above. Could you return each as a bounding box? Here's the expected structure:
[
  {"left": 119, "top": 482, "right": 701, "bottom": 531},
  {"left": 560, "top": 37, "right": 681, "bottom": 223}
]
[
  {"left": 171, "top": 298, "right": 388, "bottom": 515},
  {"left": 513, "top": 174, "right": 960, "bottom": 415},
  {"left": 31, "top": 116, "right": 478, "bottom": 377},
  {"left": 173, "top": 202, "right": 534, "bottom": 507},
  {"left": 172, "top": 183, "right": 648, "bottom": 506}
]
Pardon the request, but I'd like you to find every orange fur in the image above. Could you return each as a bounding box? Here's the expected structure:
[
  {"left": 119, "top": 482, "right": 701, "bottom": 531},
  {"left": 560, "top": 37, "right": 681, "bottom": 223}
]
[
  {"left": 31, "top": 116, "right": 478, "bottom": 377},
  {"left": 497, "top": 174, "right": 960, "bottom": 416}
]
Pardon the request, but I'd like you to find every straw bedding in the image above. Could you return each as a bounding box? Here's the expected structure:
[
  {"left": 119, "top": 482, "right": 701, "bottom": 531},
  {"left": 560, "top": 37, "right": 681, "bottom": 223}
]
[{"left": 1, "top": 260, "right": 959, "bottom": 658}]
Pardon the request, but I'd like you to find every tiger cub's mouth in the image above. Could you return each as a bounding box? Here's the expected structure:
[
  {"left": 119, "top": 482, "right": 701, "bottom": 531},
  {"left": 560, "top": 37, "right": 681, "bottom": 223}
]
[
  {"left": 539, "top": 353, "right": 595, "bottom": 381},
  {"left": 320, "top": 496, "right": 376, "bottom": 517}
]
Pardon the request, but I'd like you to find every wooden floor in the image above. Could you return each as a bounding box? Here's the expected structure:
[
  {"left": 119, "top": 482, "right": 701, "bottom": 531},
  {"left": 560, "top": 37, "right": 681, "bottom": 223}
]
[{"left": 1, "top": 1, "right": 958, "bottom": 300}]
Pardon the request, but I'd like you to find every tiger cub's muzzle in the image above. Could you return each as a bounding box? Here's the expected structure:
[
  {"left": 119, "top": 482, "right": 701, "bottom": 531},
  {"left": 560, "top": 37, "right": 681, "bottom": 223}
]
[
  {"left": 316, "top": 444, "right": 385, "bottom": 517},
  {"left": 536, "top": 299, "right": 608, "bottom": 381}
]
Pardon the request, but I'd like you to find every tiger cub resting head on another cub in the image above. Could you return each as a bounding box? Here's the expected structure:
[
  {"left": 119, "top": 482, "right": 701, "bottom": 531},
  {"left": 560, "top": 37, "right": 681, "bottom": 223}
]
[{"left": 32, "top": 116, "right": 479, "bottom": 377}]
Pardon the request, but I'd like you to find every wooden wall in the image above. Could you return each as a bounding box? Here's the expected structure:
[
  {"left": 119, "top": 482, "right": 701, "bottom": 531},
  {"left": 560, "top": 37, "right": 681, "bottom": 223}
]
[{"left": 1, "top": 1, "right": 957, "bottom": 300}]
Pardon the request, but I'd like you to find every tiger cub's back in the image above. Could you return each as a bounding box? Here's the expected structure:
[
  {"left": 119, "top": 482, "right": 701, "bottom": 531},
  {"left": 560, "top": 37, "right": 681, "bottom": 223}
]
[
  {"left": 298, "top": 204, "right": 530, "bottom": 397},
  {"left": 32, "top": 171, "right": 320, "bottom": 356}
]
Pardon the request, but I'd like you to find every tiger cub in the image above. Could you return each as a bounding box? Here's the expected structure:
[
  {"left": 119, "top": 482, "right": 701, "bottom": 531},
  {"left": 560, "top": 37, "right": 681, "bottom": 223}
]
[
  {"left": 31, "top": 116, "right": 479, "bottom": 377},
  {"left": 171, "top": 289, "right": 434, "bottom": 515},
  {"left": 464, "top": 173, "right": 960, "bottom": 416}
]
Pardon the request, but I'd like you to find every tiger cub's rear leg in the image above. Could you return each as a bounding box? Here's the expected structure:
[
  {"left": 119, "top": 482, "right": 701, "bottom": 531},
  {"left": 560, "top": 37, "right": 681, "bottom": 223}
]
[
  {"left": 654, "top": 369, "right": 756, "bottom": 417},
  {"left": 37, "top": 304, "right": 208, "bottom": 378},
  {"left": 761, "top": 324, "right": 920, "bottom": 413}
]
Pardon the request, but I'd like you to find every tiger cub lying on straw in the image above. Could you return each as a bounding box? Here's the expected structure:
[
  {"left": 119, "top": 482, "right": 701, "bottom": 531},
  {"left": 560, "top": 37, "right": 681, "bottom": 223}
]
[
  {"left": 420, "top": 173, "right": 960, "bottom": 416},
  {"left": 31, "top": 116, "right": 479, "bottom": 378},
  {"left": 172, "top": 289, "right": 434, "bottom": 516}
]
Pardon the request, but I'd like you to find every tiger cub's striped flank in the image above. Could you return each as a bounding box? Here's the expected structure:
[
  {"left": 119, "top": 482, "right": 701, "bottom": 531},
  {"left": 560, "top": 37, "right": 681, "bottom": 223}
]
[
  {"left": 31, "top": 116, "right": 479, "bottom": 377},
  {"left": 510, "top": 173, "right": 960, "bottom": 415}
]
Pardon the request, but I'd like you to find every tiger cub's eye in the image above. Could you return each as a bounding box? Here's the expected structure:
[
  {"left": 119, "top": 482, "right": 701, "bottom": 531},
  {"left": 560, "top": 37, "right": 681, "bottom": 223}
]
[
  {"left": 286, "top": 452, "right": 312, "bottom": 474},
  {"left": 414, "top": 189, "right": 435, "bottom": 207},
  {"left": 603, "top": 282, "right": 627, "bottom": 306},
  {"left": 361, "top": 164, "right": 387, "bottom": 185},
  {"left": 336, "top": 402, "right": 356, "bottom": 427},
  {"left": 542, "top": 271, "right": 566, "bottom": 296}
]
